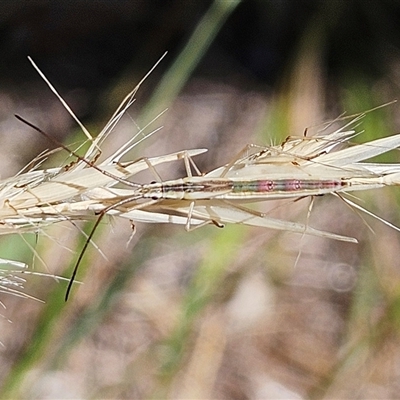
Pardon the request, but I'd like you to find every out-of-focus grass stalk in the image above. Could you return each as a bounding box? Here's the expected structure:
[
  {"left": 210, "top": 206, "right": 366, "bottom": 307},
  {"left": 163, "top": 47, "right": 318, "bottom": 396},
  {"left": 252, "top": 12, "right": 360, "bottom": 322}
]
[
  {"left": 157, "top": 226, "right": 245, "bottom": 381},
  {"left": 140, "top": 0, "right": 241, "bottom": 125},
  {"left": 45, "top": 231, "right": 156, "bottom": 371}
]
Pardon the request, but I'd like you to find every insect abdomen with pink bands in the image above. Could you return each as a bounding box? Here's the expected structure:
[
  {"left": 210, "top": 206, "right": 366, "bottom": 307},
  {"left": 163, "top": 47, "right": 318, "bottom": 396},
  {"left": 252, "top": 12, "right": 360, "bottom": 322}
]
[{"left": 232, "top": 179, "right": 346, "bottom": 193}]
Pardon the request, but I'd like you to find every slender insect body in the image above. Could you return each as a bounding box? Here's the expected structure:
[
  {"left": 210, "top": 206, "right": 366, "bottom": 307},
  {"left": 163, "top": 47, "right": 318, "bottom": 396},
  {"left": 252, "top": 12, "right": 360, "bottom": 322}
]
[
  {"left": 161, "top": 166, "right": 390, "bottom": 202},
  {"left": 140, "top": 177, "right": 233, "bottom": 200}
]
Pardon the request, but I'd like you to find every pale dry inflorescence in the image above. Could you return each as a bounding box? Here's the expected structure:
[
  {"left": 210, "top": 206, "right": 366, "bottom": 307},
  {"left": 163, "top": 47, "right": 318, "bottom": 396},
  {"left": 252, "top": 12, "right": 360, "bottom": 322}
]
[{"left": 1, "top": 59, "right": 400, "bottom": 301}]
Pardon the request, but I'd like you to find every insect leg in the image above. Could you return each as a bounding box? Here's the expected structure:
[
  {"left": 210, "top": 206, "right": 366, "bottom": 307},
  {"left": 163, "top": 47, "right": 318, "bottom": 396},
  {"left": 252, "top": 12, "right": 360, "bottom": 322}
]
[{"left": 220, "top": 144, "right": 267, "bottom": 177}]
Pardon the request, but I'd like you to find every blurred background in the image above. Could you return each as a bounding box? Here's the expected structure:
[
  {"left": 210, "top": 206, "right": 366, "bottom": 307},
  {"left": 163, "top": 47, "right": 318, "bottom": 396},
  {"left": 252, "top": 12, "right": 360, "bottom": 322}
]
[{"left": 1, "top": 1, "right": 400, "bottom": 398}]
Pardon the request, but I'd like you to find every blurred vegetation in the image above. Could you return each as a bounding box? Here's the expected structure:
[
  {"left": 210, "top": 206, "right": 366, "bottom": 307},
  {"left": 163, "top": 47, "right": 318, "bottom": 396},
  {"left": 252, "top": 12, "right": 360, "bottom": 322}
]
[{"left": 1, "top": 0, "right": 400, "bottom": 398}]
